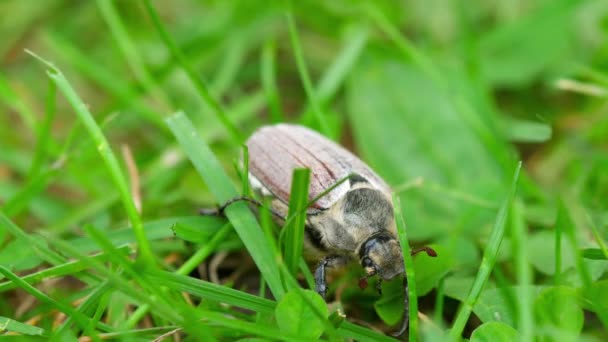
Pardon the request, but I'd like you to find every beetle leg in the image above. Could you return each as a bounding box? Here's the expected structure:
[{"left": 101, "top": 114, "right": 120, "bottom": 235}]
[
  {"left": 392, "top": 277, "right": 409, "bottom": 337},
  {"left": 314, "top": 255, "right": 345, "bottom": 300},
  {"left": 199, "top": 196, "right": 286, "bottom": 221},
  {"left": 314, "top": 257, "right": 330, "bottom": 299},
  {"left": 375, "top": 278, "right": 383, "bottom": 295}
]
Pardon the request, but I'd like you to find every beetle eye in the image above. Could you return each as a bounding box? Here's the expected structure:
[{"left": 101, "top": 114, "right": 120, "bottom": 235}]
[{"left": 362, "top": 257, "right": 373, "bottom": 267}]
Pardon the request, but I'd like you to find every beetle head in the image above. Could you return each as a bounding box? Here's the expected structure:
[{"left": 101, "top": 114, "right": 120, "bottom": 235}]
[{"left": 359, "top": 232, "right": 404, "bottom": 281}]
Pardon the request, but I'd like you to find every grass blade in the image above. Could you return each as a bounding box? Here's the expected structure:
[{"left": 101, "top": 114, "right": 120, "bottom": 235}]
[
  {"left": 0, "top": 316, "right": 46, "bottom": 337},
  {"left": 510, "top": 200, "right": 534, "bottom": 341},
  {"left": 145, "top": 270, "right": 276, "bottom": 314},
  {"left": 283, "top": 168, "right": 311, "bottom": 275},
  {"left": 285, "top": 7, "right": 330, "bottom": 136},
  {"left": 166, "top": 111, "right": 285, "bottom": 299},
  {"left": 450, "top": 161, "right": 522, "bottom": 339},
  {"left": 558, "top": 200, "right": 608, "bottom": 329},
  {"left": 0, "top": 247, "right": 128, "bottom": 292},
  {"left": 586, "top": 213, "right": 608, "bottom": 260},
  {"left": 142, "top": 0, "right": 242, "bottom": 144},
  {"left": 96, "top": 0, "right": 171, "bottom": 112},
  {"left": 261, "top": 39, "right": 284, "bottom": 123},
  {"left": 27, "top": 78, "right": 56, "bottom": 178},
  {"left": 0, "top": 266, "right": 97, "bottom": 332},
  {"left": 392, "top": 193, "right": 419, "bottom": 340},
  {"left": 28, "top": 52, "right": 155, "bottom": 267}
]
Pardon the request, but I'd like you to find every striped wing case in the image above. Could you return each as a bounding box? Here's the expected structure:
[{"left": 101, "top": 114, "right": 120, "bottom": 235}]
[{"left": 246, "top": 124, "right": 390, "bottom": 213}]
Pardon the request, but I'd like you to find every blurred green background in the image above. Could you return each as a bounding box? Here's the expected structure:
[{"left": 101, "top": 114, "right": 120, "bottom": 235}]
[{"left": 1, "top": 0, "right": 608, "bottom": 340}]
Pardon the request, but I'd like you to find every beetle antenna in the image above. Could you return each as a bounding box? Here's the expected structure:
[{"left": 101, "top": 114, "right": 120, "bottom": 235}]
[
  {"left": 411, "top": 246, "right": 437, "bottom": 257},
  {"left": 391, "top": 277, "right": 409, "bottom": 337},
  {"left": 358, "top": 272, "right": 372, "bottom": 289}
]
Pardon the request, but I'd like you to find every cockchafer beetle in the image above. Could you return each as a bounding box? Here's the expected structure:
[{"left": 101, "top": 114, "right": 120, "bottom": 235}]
[{"left": 206, "top": 124, "right": 436, "bottom": 336}]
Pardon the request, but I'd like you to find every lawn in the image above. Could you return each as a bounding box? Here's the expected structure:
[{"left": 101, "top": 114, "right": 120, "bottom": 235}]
[{"left": 1, "top": 0, "right": 607, "bottom": 341}]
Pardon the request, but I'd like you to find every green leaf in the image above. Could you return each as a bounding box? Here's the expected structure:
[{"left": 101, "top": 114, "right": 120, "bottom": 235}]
[
  {"left": 0, "top": 316, "right": 45, "bottom": 336},
  {"left": 476, "top": 286, "right": 544, "bottom": 326},
  {"left": 470, "top": 322, "right": 519, "bottom": 342},
  {"left": 275, "top": 290, "right": 328, "bottom": 339},
  {"left": 0, "top": 238, "right": 44, "bottom": 272},
  {"left": 528, "top": 230, "right": 575, "bottom": 275},
  {"left": 413, "top": 244, "right": 450, "bottom": 296},
  {"left": 581, "top": 280, "right": 608, "bottom": 315},
  {"left": 534, "top": 287, "right": 584, "bottom": 340},
  {"left": 374, "top": 278, "right": 405, "bottom": 326}
]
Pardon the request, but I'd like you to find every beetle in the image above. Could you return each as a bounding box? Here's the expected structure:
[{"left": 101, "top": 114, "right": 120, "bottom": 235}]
[{"left": 209, "top": 124, "right": 436, "bottom": 336}]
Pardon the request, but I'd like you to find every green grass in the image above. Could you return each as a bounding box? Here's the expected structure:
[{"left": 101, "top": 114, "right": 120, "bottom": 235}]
[{"left": 1, "top": 0, "right": 608, "bottom": 341}]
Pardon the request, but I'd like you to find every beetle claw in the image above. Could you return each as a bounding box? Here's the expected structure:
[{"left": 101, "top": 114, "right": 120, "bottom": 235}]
[{"left": 375, "top": 278, "right": 383, "bottom": 295}]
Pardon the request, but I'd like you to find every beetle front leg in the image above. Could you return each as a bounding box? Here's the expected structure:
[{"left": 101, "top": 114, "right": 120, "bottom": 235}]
[
  {"left": 314, "top": 255, "right": 346, "bottom": 300},
  {"left": 392, "top": 277, "right": 409, "bottom": 337}
]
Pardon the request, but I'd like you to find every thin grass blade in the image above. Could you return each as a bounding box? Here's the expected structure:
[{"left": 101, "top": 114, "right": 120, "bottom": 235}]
[
  {"left": 28, "top": 52, "right": 155, "bottom": 267},
  {"left": 392, "top": 193, "right": 419, "bottom": 340},
  {"left": 284, "top": 168, "right": 311, "bottom": 276},
  {"left": 450, "top": 161, "right": 522, "bottom": 339}
]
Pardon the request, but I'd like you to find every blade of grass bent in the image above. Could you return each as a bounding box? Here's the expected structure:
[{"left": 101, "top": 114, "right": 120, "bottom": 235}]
[
  {"left": 27, "top": 51, "right": 155, "bottom": 268},
  {"left": 449, "top": 161, "right": 522, "bottom": 340},
  {"left": 166, "top": 111, "right": 285, "bottom": 299},
  {"left": 392, "top": 194, "right": 419, "bottom": 340},
  {"left": 44, "top": 32, "right": 166, "bottom": 130}
]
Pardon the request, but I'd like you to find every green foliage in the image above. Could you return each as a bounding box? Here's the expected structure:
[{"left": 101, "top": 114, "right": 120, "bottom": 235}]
[
  {"left": 470, "top": 322, "right": 519, "bottom": 342},
  {"left": 275, "top": 289, "right": 328, "bottom": 339},
  {"left": 1, "top": 0, "right": 607, "bottom": 340}
]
